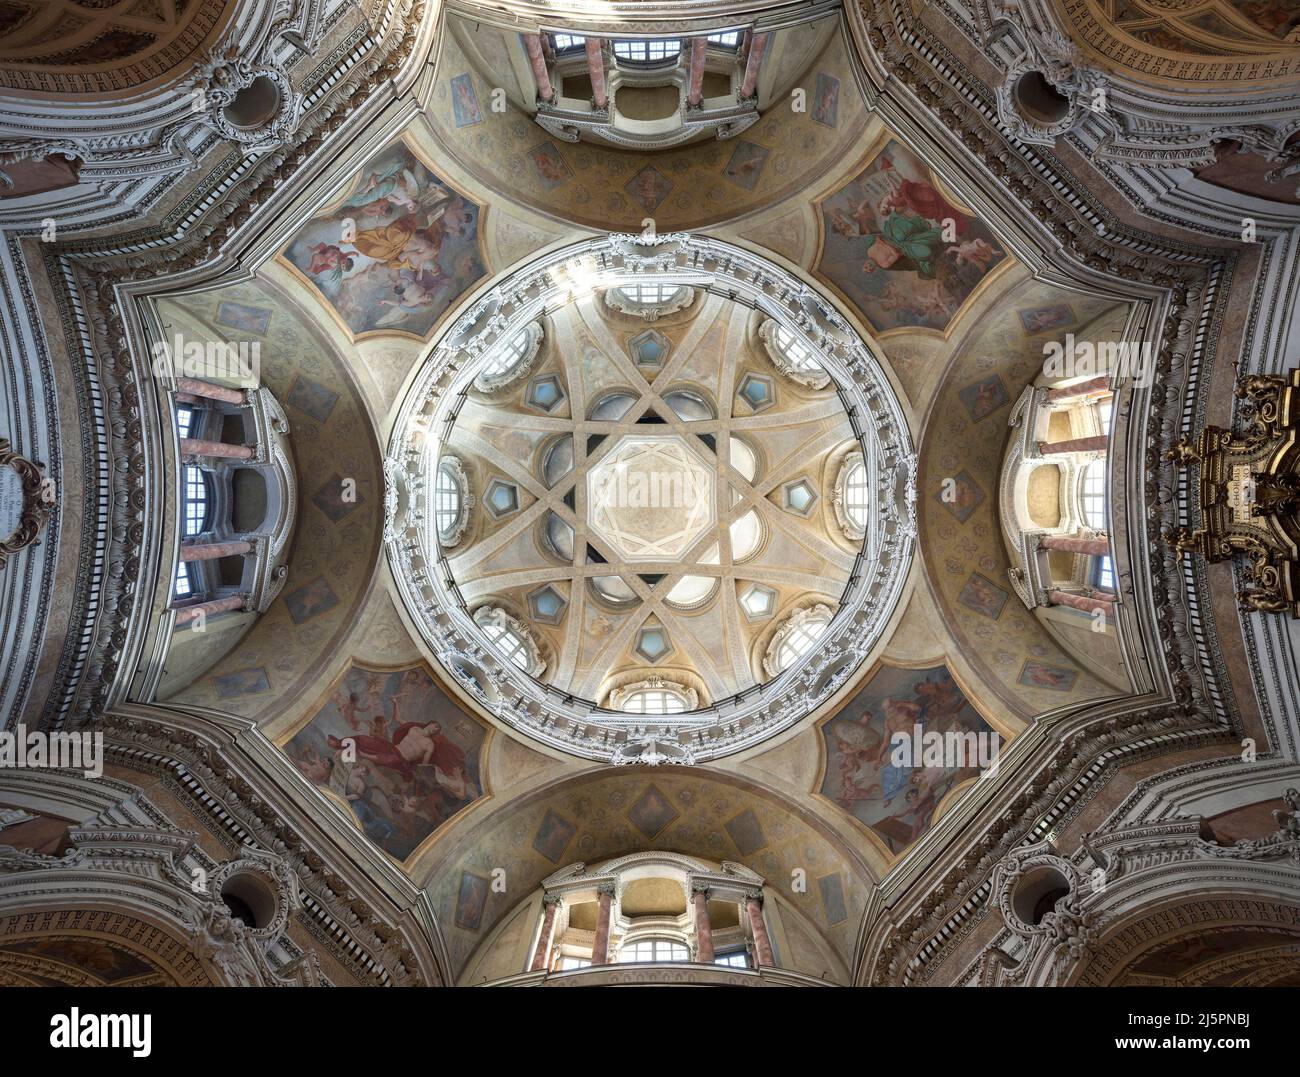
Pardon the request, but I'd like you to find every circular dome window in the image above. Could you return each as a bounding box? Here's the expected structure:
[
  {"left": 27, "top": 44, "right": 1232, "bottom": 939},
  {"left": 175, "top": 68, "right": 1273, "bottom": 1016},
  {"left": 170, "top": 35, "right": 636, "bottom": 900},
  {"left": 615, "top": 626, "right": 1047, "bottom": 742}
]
[
  {"left": 1012, "top": 71, "right": 1070, "bottom": 126},
  {"left": 386, "top": 235, "right": 915, "bottom": 762},
  {"left": 223, "top": 76, "right": 283, "bottom": 130},
  {"left": 219, "top": 872, "right": 278, "bottom": 930}
]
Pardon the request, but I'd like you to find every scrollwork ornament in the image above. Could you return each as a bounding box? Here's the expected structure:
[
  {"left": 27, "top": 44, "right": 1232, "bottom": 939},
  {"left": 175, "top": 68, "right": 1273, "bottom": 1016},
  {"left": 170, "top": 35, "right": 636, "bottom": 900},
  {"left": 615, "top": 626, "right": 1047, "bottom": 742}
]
[
  {"left": 0, "top": 439, "right": 55, "bottom": 570},
  {"left": 189, "top": 48, "right": 299, "bottom": 155}
]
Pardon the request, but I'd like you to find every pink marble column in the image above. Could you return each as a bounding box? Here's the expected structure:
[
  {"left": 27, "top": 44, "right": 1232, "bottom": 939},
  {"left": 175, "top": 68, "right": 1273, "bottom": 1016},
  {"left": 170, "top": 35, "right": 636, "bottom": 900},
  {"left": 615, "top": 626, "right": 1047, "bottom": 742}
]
[
  {"left": 591, "top": 886, "right": 613, "bottom": 964},
  {"left": 523, "top": 33, "right": 556, "bottom": 104},
  {"left": 1037, "top": 435, "right": 1108, "bottom": 456},
  {"left": 686, "top": 38, "right": 707, "bottom": 108},
  {"left": 739, "top": 31, "right": 770, "bottom": 100},
  {"left": 181, "top": 540, "right": 251, "bottom": 562},
  {"left": 176, "top": 377, "right": 245, "bottom": 404},
  {"left": 1048, "top": 589, "right": 1115, "bottom": 615},
  {"left": 745, "top": 893, "right": 774, "bottom": 968},
  {"left": 1039, "top": 534, "right": 1111, "bottom": 556},
  {"left": 585, "top": 38, "right": 607, "bottom": 109},
  {"left": 173, "top": 594, "right": 246, "bottom": 626},
  {"left": 1046, "top": 376, "right": 1112, "bottom": 403},
  {"left": 692, "top": 886, "right": 714, "bottom": 963},
  {"left": 181, "top": 437, "right": 254, "bottom": 460},
  {"left": 530, "top": 897, "right": 560, "bottom": 971}
]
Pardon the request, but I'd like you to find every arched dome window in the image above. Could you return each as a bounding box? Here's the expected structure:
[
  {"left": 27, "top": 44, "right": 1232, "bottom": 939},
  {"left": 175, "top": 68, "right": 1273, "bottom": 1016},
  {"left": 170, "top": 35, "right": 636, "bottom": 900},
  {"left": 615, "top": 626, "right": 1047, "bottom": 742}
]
[
  {"left": 759, "top": 319, "right": 831, "bottom": 389},
  {"left": 1081, "top": 458, "right": 1116, "bottom": 593},
  {"left": 833, "top": 451, "right": 870, "bottom": 540},
  {"left": 545, "top": 512, "right": 576, "bottom": 562},
  {"left": 729, "top": 509, "right": 763, "bottom": 562},
  {"left": 665, "top": 575, "right": 718, "bottom": 609},
  {"left": 474, "top": 322, "right": 543, "bottom": 392},
  {"left": 663, "top": 388, "right": 714, "bottom": 422},
  {"left": 610, "top": 677, "right": 698, "bottom": 714},
  {"left": 473, "top": 606, "right": 545, "bottom": 676},
  {"left": 588, "top": 392, "right": 638, "bottom": 422},
  {"left": 590, "top": 574, "right": 639, "bottom": 608},
  {"left": 541, "top": 436, "right": 575, "bottom": 487},
  {"left": 618, "top": 283, "right": 684, "bottom": 305},
  {"left": 729, "top": 436, "right": 758, "bottom": 482},
  {"left": 604, "top": 283, "right": 695, "bottom": 320},
  {"left": 620, "top": 937, "right": 689, "bottom": 962},
  {"left": 764, "top": 604, "right": 833, "bottom": 677},
  {"left": 1079, "top": 459, "right": 1106, "bottom": 531},
  {"left": 434, "top": 456, "right": 472, "bottom": 547}
]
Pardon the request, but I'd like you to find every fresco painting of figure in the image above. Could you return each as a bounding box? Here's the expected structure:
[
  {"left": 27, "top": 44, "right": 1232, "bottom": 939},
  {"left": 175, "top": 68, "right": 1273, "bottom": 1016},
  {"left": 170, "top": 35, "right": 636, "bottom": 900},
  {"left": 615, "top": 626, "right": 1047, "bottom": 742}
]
[
  {"left": 283, "top": 141, "right": 486, "bottom": 338},
  {"left": 815, "top": 141, "right": 1007, "bottom": 332},
  {"left": 285, "top": 662, "right": 488, "bottom": 859},
  {"left": 1213, "top": 0, "right": 1300, "bottom": 40},
  {"left": 818, "top": 664, "right": 1001, "bottom": 855}
]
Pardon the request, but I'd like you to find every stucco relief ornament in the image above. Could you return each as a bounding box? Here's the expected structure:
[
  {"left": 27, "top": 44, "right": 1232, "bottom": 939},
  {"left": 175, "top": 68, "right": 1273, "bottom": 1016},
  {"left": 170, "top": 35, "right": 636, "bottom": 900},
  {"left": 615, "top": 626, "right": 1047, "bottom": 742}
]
[
  {"left": 992, "top": 22, "right": 1108, "bottom": 147},
  {"left": 0, "top": 139, "right": 83, "bottom": 189},
  {"left": 989, "top": 842, "right": 1101, "bottom": 981},
  {"left": 0, "top": 439, "right": 55, "bottom": 570},
  {"left": 1274, "top": 788, "right": 1300, "bottom": 840},
  {"left": 611, "top": 729, "right": 696, "bottom": 766},
  {"left": 190, "top": 49, "right": 299, "bottom": 155}
]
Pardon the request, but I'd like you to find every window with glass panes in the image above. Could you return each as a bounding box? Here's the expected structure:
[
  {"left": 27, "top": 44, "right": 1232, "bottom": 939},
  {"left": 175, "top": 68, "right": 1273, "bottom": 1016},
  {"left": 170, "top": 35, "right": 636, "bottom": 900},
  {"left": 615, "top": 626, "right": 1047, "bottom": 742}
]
[
  {"left": 776, "top": 614, "right": 829, "bottom": 671},
  {"left": 1093, "top": 555, "right": 1115, "bottom": 592},
  {"left": 843, "top": 458, "right": 869, "bottom": 530},
  {"left": 612, "top": 39, "right": 681, "bottom": 62},
  {"left": 616, "top": 282, "right": 685, "bottom": 305},
  {"left": 713, "top": 950, "right": 750, "bottom": 968},
  {"left": 479, "top": 327, "right": 533, "bottom": 382},
  {"left": 771, "top": 324, "right": 823, "bottom": 374},
  {"left": 183, "top": 466, "right": 209, "bottom": 537},
  {"left": 620, "top": 937, "right": 689, "bottom": 962},
  {"left": 434, "top": 463, "right": 461, "bottom": 540},
  {"left": 480, "top": 622, "right": 530, "bottom": 669},
  {"left": 1080, "top": 459, "right": 1106, "bottom": 530},
  {"left": 1097, "top": 396, "right": 1113, "bottom": 435},
  {"left": 619, "top": 687, "right": 689, "bottom": 714}
]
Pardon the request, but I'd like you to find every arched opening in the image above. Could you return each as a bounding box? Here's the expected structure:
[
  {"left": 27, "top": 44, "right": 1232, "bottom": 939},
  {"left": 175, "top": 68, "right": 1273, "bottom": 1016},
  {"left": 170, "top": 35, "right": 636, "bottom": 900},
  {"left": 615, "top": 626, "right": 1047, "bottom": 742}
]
[
  {"left": 1011, "top": 865, "right": 1072, "bottom": 926},
  {"left": 223, "top": 76, "right": 282, "bottom": 130},
  {"left": 219, "top": 873, "right": 278, "bottom": 930},
  {"left": 1013, "top": 71, "right": 1069, "bottom": 125}
]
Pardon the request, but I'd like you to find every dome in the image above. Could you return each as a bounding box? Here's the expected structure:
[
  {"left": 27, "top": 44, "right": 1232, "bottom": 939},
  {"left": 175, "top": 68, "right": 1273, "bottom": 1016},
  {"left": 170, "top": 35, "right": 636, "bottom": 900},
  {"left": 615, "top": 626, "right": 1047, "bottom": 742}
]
[{"left": 385, "top": 233, "right": 915, "bottom": 763}]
